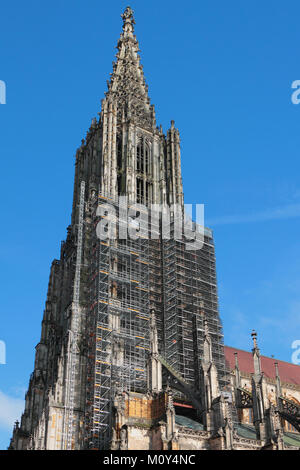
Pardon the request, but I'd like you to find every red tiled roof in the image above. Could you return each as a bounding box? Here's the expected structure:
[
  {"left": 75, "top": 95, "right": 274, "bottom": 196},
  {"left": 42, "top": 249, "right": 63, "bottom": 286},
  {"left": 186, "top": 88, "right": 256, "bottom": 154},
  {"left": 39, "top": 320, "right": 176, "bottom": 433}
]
[{"left": 225, "top": 345, "right": 300, "bottom": 386}]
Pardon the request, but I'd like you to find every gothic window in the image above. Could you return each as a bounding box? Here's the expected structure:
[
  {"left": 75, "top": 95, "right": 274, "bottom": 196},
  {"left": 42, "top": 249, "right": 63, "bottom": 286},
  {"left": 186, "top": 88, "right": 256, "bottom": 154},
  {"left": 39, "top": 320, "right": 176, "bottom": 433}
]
[
  {"left": 136, "top": 140, "right": 144, "bottom": 173},
  {"left": 145, "top": 143, "right": 150, "bottom": 175},
  {"left": 136, "top": 178, "right": 144, "bottom": 204},
  {"left": 117, "top": 135, "right": 122, "bottom": 169},
  {"left": 136, "top": 139, "right": 151, "bottom": 176},
  {"left": 135, "top": 139, "right": 153, "bottom": 204}
]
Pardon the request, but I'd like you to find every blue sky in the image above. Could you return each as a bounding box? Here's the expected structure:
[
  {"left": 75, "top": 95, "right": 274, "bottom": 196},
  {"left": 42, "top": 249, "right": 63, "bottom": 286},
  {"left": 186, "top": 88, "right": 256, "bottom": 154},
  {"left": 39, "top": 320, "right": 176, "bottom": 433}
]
[{"left": 1, "top": 0, "right": 300, "bottom": 449}]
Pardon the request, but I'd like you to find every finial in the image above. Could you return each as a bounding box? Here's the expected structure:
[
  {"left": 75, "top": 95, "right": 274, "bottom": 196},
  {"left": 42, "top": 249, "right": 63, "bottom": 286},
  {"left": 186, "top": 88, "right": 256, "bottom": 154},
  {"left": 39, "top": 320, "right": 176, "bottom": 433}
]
[
  {"left": 204, "top": 319, "right": 209, "bottom": 337},
  {"left": 121, "top": 6, "right": 135, "bottom": 33},
  {"left": 203, "top": 317, "right": 213, "bottom": 365},
  {"left": 251, "top": 329, "right": 262, "bottom": 376},
  {"left": 150, "top": 308, "right": 156, "bottom": 329},
  {"left": 251, "top": 329, "right": 258, "bottom": 348}
]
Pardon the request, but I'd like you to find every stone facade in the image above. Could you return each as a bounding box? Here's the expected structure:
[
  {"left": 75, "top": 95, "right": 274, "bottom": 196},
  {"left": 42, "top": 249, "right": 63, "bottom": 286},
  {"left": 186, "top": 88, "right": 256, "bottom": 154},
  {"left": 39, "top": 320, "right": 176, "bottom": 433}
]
[{"left": 9, "top": 7, "right": 300, "bottom": 451}]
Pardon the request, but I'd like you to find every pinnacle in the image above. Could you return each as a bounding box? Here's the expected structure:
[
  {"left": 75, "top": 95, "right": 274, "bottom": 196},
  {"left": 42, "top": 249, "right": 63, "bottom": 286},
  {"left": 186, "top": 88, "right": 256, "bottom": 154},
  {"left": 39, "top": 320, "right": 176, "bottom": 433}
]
[
  {"left": 121, "top": 6, "right": 135, "bottom": 30},
  {"left": 104, "top": 7, "right": 155, "bottom": 129}
]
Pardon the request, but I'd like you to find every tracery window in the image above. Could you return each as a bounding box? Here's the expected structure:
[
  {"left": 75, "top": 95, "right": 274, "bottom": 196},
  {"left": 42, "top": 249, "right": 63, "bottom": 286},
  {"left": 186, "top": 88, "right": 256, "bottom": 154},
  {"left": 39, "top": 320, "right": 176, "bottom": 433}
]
[
  {"left": 136, "top": 139, "right": 151, "bottom": 176},
  {"left": 117, "top": 135, "right": 122, "bottom": 169},
  {"left": 145, "top": 143, "right": 150, "bottom": 175},
  {"left": 137, "top": 140, "right": 144, "bottom": 173},
  {"left": 136, "top": 138, "right": 152, "bottom": 204}
]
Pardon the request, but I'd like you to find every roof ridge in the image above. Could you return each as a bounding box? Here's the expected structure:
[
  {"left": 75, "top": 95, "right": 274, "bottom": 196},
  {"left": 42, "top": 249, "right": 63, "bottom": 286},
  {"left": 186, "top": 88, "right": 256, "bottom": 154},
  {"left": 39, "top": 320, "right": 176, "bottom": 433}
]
[{"left": 225, "top": 345, "right": 300, "bottom": 368}]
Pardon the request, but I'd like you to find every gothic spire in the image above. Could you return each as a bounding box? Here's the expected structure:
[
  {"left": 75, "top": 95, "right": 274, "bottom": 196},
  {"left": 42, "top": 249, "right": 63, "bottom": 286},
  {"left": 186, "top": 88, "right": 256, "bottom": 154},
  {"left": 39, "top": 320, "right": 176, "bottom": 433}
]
[
  {"left": 121, "top": 5, "right": 135, "bottom": 37},
  {"left": 105, "top": 6, "right": 156, "bottom": 130}
]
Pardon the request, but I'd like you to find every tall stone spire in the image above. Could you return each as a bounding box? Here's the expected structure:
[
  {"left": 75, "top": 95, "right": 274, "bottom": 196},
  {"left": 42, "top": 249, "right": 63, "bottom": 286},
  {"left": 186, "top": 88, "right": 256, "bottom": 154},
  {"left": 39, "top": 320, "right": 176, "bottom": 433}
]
[
  {"left": 106, "top": 6, "right": 156, "bottom": 130},
  {"left": 9, "top": 6, "right": 225, "bottom": 451}
]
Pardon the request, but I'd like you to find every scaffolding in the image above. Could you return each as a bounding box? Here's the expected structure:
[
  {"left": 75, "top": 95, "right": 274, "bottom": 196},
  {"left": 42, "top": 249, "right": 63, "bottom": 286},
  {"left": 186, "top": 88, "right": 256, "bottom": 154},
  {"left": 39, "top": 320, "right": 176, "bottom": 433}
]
[
  {"left": 162, "top": 215, "right": 227, "bottom": 392},
  {"left": 84, "top": 195, "right": 159, "bottom": 449},
  {"left": 84, "top": 197, "right": 227, "bottom": 449}
]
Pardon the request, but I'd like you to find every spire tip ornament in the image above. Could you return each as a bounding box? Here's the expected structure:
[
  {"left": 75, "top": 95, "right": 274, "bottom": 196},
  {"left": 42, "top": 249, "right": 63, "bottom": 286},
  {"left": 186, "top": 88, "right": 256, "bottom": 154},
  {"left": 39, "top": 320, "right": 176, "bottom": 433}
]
[
  {"left": 121, "top": 6, "right": 135, "bottom": 28},
  {"left": 251, "top": 329, "right": 258, "bottom": 349}
]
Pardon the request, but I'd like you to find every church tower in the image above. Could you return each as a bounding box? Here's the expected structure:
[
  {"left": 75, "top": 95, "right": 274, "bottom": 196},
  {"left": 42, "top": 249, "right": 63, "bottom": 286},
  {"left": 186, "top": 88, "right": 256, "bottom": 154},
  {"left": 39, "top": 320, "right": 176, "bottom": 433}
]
[
  {"left": 9, "top": 7, "right": 226, "bottom": 451},
  {"left": 71, "top": 5, "right": 183, "bottom": 220}
]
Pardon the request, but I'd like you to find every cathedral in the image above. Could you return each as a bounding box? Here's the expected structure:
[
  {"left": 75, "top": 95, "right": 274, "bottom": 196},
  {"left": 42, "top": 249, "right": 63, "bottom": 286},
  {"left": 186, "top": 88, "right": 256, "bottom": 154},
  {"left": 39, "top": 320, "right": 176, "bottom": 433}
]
[{"left": 9, "top": 7, "right": 300, "bottom": 451}]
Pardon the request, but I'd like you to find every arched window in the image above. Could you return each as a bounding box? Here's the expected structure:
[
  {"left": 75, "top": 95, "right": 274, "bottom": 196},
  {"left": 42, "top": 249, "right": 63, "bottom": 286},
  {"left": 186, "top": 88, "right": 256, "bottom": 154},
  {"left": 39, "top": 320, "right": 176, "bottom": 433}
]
[
  {"left": 136, "top": 139, "right": 152, "bottom": 204},
  {"left": 145, "top": 144, "right": 150, "bottom": 175},
  {"left": 136, "top": 139, "right": 151, "bottom": 176},
  {"left": 136, "top": 140, "right": 144, "bottom": 173}
]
